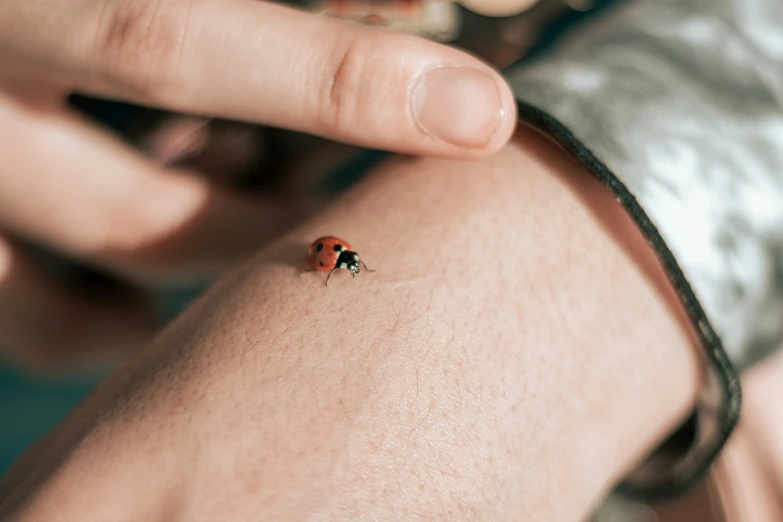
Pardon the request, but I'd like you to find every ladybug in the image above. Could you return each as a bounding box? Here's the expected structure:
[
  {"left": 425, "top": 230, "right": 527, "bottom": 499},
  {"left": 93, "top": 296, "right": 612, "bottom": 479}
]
[{"left": 303, "top": 236, "right": 374, "bottom": 286}]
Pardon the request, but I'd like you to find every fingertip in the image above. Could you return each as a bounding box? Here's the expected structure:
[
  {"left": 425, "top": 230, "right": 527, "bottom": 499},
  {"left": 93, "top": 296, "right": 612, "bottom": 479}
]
[
  {"left": 409, "top": 65, "right": 512, "bottom": 151},
  {"left": 408, "top": 66, "right": 517, "bottom": 159},
  {"left": 392, "top": 36, "right": 518, "bottom": 159},
  {"left": 270, "top": 14, "right": 517, "bottom": 160}
]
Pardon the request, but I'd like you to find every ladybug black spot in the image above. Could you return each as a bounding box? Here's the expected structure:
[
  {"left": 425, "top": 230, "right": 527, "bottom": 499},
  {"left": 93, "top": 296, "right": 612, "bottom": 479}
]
[
  {"left": 316, "top": 243, "right": 324, "bottom": 252},
  {"left": 334, "top": 244, "right": 342, "bottom": 252},
  {"left": 320, "top": 261, "right": 324, "bottom": 267}
]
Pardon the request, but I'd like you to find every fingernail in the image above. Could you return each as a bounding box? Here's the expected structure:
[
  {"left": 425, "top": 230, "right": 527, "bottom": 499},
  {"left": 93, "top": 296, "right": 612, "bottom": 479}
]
[{"left": 411, "top": 66, "right": 506, "bottom": 148}]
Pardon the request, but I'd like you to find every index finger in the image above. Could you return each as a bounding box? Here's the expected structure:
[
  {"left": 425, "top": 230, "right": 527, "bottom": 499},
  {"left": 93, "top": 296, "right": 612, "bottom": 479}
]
[{"left": 4, "top": 0, "right": 517, "bottom": 158}]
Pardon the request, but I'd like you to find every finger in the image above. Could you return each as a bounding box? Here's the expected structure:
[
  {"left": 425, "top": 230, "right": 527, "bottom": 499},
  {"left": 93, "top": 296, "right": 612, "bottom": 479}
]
[
  {"left": 5, "top": 0, "right": 516, "bottom": 158},
  {"left": 0, "top": 236, "right": 155, "bottom": 373},
  {"left": 0, "top": 92, "right": 317, "bottom": 283}
]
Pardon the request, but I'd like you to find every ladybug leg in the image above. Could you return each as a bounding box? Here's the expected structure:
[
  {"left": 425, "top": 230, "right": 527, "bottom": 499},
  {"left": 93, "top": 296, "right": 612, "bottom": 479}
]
[
  {"left": 360, "top": 261, "right": 375, "bottom": 273},
  {"left": 299, "top": 269, "right": 317, "bottom": 278},
  {"left": 325, "top": 268, "right": 338, "bottom": 286}
]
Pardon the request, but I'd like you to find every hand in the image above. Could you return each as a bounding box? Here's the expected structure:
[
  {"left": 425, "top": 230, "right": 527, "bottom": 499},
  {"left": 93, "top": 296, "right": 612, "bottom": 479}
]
[
  {"left": 0, "top": 0, "right": 517, "bottom": 370},
  {"left": 0, "top": 128, "right": 699, "bottom": 521}
]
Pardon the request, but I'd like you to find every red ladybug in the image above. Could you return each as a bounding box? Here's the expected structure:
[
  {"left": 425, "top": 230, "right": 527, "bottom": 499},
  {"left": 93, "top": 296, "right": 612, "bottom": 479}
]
[{"left": 303, "top": 236, "right": 374, "bottom": 286}]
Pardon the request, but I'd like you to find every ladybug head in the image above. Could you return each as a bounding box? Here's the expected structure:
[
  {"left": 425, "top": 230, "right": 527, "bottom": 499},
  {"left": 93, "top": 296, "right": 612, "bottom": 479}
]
[{"left": 347, "top": 257, "right": 361, "bottom": 276}]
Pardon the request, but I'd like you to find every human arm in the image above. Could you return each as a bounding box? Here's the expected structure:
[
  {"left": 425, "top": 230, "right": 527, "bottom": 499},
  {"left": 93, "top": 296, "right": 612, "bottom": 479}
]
[{"left": 0, "top": 127, "right": 699, "bottom": 521}]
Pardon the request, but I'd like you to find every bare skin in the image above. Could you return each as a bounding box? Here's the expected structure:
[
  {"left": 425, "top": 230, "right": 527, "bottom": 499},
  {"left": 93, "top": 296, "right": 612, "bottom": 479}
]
[{"left": 0, "top": 127, "right": 700, "bottom": 520}]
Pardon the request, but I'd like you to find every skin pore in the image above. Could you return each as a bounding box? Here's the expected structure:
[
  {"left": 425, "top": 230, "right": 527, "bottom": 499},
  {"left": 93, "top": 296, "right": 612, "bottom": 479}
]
[{"left": 0, "top": 127, "right": 699, "bottom": 521}]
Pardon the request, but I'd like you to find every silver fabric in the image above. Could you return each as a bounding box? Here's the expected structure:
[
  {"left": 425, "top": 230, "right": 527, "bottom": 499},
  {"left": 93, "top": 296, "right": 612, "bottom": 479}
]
[{"left": 506, "top": 0, "right": 783, "bottom": 371}]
